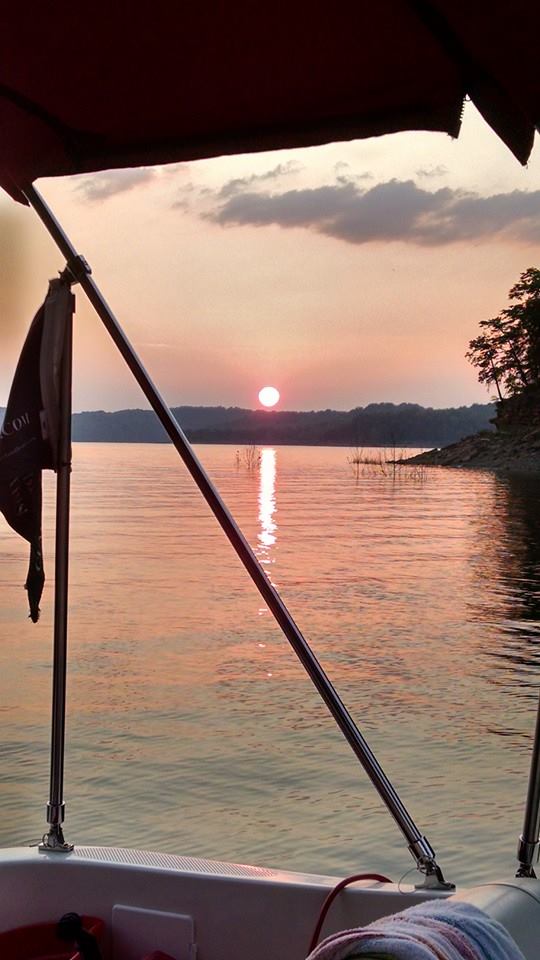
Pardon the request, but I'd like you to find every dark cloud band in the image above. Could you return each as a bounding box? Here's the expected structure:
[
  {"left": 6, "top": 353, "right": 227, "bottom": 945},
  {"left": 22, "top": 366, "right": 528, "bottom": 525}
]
[
  {"left": 75, "top": 168, "right": 157, "bottom": 201},
  {"left": 218, "top": 160, "right": 301, "bottom": 198},
  {"left": 207, "top": 179, "right": 540, "bottom": 246}
]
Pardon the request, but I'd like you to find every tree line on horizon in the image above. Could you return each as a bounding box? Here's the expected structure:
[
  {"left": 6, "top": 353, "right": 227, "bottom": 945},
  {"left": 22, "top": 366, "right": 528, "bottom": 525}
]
[{"left": 0, "top": 401, "right": 494, "bottom": 448}]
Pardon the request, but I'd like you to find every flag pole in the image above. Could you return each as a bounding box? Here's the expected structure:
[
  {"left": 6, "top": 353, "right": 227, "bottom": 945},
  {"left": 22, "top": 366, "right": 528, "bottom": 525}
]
[
  {"left": 40, "top": 272, "right": 75, "bottom": 852},
  {"left": 24, "top": 182, "right": 452, "bottom": 888}
]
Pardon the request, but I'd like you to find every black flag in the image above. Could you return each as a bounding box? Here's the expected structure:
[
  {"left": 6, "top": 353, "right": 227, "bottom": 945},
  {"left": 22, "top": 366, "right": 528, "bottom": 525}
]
[{"left": 0, "top": 279, "right": 73, "bottom": 621}]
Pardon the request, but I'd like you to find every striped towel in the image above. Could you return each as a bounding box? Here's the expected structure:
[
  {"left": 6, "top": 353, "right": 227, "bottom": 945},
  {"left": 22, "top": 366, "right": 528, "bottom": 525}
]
[{"left": 307, "top": 899, "right": 525, "bottom": 960}]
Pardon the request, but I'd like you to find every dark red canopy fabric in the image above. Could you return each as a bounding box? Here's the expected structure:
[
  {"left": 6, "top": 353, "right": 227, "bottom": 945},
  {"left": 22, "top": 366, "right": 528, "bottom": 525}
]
[{"left": 0, "top": 1, "right": 538, "bottom": 203}]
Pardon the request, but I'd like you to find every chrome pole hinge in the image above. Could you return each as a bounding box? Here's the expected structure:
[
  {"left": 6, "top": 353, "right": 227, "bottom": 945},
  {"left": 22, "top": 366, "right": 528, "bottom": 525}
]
[
  {"left": 410, "top": 837, "right": 455, "bottom": 891},
  {"left": 38, "top": 803, "right": 74, "bottom": 852},
  {"left": 516, "top": 835, "right": 539, "bottom": 878},
  {"left": 39, "top": 824, "right": 74, "bottom": 853},
  {"left": 415, "top": 862, "right": 456, "bottom": 891}
]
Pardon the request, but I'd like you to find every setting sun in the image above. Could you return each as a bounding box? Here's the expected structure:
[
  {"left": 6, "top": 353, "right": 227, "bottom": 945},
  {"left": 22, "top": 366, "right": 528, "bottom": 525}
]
[{"left": 258, "top": 386, "right": 280, "bottom": 408}]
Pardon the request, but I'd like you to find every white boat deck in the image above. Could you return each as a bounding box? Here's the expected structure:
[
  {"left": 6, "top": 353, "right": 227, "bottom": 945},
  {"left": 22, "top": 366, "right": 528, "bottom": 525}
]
[
  {"left": 0, "top": 845, "right": 444, "bottom": 960},
  {"left": 2, "top": 845, "right": 540, "bottom": 959}
]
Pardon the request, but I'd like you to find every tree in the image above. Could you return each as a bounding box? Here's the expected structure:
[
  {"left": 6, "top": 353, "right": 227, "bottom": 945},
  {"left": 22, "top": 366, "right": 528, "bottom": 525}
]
[{"left": 466, "top": 267, "right": 540, "bottom": 399}]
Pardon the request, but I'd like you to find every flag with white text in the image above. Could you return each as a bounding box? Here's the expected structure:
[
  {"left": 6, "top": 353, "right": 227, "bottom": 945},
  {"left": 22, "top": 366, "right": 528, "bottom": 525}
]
[{"left": 0, "top": 280, "right": 73, "bottom": 621}]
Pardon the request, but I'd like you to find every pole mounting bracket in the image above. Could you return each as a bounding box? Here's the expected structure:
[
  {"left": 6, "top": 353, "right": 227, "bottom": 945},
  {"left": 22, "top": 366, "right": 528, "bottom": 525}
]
[
  {"left": 409, "top": 837, "right": 455, "bottom": 891},
  {"left": 60, "top": 254, "right": 92, "bottom": 286},
  {"left": 516, "top": 835, "right": 539, "bottom": 877},
  {"left": 39, "top": 823, "right": 73, "bottom": 853},
  {"left": 414, "top": 862, "right": 455, "bottom": 891}
]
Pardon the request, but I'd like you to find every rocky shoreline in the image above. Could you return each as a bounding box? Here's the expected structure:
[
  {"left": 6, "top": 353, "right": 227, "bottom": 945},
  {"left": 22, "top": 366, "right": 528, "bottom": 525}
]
[
  {"left": 403, "top": 427, "right": 540, "bottom": 473},
  {"left": 402, "top": 384, "right": 540, "bottom": 473}
]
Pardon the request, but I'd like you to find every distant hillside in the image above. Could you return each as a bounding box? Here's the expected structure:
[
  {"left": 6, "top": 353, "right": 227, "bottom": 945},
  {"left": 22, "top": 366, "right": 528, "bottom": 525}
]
[
  {"left": 0, "top": 402, "right": 496, "bottom": 447},
  {"left": 67, "top": 402, "right": 495, "bottom": 447}
]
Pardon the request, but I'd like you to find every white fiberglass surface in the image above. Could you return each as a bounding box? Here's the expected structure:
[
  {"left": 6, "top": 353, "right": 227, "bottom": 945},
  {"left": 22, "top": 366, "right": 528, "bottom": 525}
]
[{"left": 0, "top": 848, "right": 435, "bottom": 960}]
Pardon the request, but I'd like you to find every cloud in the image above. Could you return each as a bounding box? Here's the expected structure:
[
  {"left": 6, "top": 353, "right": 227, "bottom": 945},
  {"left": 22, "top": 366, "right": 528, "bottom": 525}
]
[
  {"left": 75, "top": 168, "right": 156, "bottom": 201},
  {"left": 218, "top": 160, "right": 301, "bottom": 198},
  {"left": 169, "top": 160, "right": 303, "bottom": 213},
  {"left": 160, "top": 162, "right": 190, "bottom": 178},
  {"left": 207, "top": 179, "right": 540, "bottom": 246},
  {"left": 332, "top": 162, "right": 374, "bottom": 186},
  {"left": 416, "top": 165, "right": 449, "bottom": 179},
  {"left": 171, "top": 180, "right": 200, "bottom": 211},
  {"left": 335, "top": 170, "right": 374, "bottom": 187}
]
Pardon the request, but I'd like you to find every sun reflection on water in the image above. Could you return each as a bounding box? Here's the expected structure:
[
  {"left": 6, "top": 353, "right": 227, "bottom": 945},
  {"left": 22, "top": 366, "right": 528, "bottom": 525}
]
[
  {"left": 257, "top": 447, "right": 277, "bottom": 564},
  {"left": 5, "top": 443, "right": 540, "bottom": 882}
]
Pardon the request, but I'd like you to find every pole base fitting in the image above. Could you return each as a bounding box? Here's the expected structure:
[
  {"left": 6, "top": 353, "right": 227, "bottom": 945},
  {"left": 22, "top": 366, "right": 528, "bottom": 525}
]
[
  {"left": 409, "top": 839, "right": 455, "bottom": 891},
  {"left": 516, "top": 835, "right": 539, "bottom": 877},
  {"left": 39, "top": 819, "right": 73, "bottom": 853},
  {"left": 415, "top": 866, "right": 455, "bottom": 891},
  {"left": 40, "top": 802, "right": 73, "bottom": 851}
]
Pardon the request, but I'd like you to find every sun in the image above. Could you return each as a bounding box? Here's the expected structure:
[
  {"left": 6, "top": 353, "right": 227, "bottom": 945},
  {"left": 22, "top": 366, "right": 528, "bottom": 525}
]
[{"left": 258, "top": 386, "right": 280, "bottom": 408}]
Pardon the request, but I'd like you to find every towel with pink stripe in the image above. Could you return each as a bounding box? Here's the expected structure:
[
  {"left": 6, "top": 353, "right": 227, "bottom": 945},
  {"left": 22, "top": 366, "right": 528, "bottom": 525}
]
[{"left": 307, "top": 899, "right": 525, "bottom": 960}]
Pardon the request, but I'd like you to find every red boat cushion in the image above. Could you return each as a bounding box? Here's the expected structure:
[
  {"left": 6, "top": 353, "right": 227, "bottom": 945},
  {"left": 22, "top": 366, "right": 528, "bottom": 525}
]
[{"left": 0, "top": 916, "right": 104, "bottom": 960}]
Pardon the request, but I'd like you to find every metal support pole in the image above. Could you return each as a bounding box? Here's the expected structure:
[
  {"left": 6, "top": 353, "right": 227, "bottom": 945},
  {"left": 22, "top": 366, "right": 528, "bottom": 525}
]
[
  {"left": 25, "top": 182, "right": 452, "bottom": 887},
  {"left": 516, "top": 686, "right": 540, "bottom": 878},
  {"left": 40, "top": 277, "right": 75, "bottom": 852}
]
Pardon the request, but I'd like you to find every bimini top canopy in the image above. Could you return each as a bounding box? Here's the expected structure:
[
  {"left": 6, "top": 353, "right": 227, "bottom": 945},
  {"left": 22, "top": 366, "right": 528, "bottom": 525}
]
[{"left": 1, "top": 0, "right": 539, "bottom": 203}]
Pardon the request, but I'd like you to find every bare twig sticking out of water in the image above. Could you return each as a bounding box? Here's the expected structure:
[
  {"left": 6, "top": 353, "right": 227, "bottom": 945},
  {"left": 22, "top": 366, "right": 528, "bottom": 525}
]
[
  {"left": 235, "top": 445, "right": 262, "bottom": 470},
  {"left": 347, "top": 447, "right": 427, "bottom": 481}
]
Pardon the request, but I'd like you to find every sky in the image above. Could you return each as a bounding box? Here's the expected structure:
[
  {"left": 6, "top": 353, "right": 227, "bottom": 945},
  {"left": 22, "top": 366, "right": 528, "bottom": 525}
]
[{"left": 1, "top": 103, "right": 540, "bottom": 413}]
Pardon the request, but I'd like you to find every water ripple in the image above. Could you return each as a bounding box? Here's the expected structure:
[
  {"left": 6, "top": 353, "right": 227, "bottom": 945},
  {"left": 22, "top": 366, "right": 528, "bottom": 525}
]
[{"left": 0, "top": 443, "right": 539, "bottom": 886}]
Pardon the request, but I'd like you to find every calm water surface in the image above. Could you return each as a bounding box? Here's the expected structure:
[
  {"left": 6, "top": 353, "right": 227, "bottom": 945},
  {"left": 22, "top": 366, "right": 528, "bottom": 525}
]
[{"left": 1, "top": 443, "right": 540, "bottom": 888}]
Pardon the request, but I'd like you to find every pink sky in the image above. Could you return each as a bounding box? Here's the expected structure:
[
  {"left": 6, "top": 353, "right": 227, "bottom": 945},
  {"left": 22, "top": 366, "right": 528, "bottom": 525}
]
[{"left": 1, "top": 104, "right": 539, "bottom": 413}]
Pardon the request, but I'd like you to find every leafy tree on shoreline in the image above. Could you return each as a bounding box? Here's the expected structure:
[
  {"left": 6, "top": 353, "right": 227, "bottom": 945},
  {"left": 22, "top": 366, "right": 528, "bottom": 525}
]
[{"left": 466, "top": 267, "right": 540, "bottom": 400}]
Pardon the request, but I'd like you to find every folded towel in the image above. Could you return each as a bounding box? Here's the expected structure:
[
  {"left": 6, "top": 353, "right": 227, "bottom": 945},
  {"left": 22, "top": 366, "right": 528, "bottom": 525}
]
[{"left": 308, "top": 899, "right": 525, "bottom": 960}]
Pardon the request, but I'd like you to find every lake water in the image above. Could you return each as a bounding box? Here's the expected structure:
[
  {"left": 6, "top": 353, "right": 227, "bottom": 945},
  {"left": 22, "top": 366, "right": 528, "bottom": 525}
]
[{"left": 1, "top": 442, "right": 539, "bottom": 889}]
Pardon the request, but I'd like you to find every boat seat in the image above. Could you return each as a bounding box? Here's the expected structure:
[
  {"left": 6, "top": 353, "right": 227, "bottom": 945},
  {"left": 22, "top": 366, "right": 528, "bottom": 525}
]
[
  {"left": 0, "top": 915, "right": 104, "bottom": 960},
  {"left": 0, "top": 916, "right": 182, "bottom": 960},
  {"left": 452, "top": 878, "right": 540, "bottom": 960}
]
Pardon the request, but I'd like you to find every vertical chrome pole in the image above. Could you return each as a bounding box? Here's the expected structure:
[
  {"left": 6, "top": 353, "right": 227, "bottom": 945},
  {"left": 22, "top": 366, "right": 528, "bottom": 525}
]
[
  {"left": 40, "top": 277, "right": 74, "bottom": 852},
  {"left": 25, "top": 182, "right": 451, "bottom": 886},
  {"left": 516, "top": 687, "right": 540, "bottom": 877}
]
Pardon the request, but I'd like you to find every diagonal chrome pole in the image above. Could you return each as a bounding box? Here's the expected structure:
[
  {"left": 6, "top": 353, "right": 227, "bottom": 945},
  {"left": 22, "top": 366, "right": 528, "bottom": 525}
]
[
  {"left": 25, "top": 182, "right": 452, "bottom": 888},
  {"left": 516, "top": 686, "right": 540, "bottom": 878},
  {"left": 40, "top": 276, "right": 75, "bottom": 852}
]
